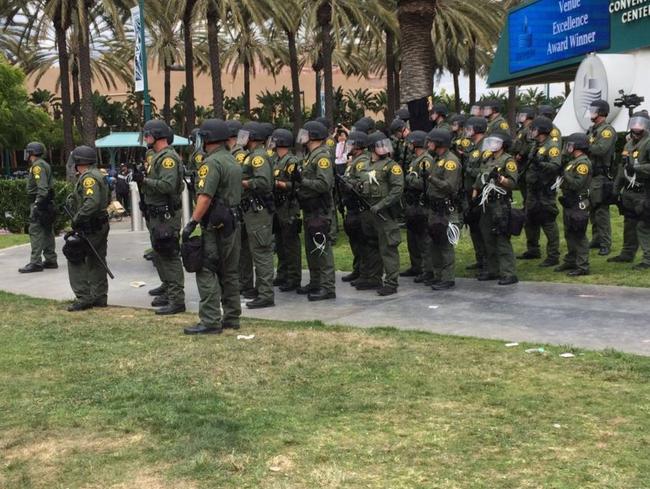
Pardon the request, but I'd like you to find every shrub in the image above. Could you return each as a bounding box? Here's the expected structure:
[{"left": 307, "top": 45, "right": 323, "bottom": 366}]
[{"left": 0, "top": 179, "right": 73, "bottom": 233}]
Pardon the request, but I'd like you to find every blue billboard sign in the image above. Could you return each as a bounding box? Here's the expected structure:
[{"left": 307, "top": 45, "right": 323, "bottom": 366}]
[{"left": 508, "top": 0, "right": 611, "bottom": 73}]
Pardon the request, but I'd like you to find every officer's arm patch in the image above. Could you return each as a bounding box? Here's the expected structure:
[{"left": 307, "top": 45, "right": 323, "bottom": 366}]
[
  {"left": 505, "top": 161, "right": 517, "bottom": 172},
  {"left": 602, "top": 129, "right": 613, "bottom": 139},
  {"left": 461, "top": 138, "right": 470, "bottom": 148},
  {"left": 32, "top": 166, "right": 42, "bottom": 176},
  {"left": 499, "top": 121, "right": 509, "bottom": 130},
  {"left": 266, "top": 149, "right": 274, "bottom": 157},
  {"left": 162, "top": 157, "right": 176, "bottom": 169},
  {"left": 83, "top": 177, "right": 96, "bottom": 188},
  {"left": 326, "top": 138, "right": 335, "bottom": 147},
  {"left": 236, "top": 152, "right": 246, "bottom": 163},
  {"left": 198, "top": 165, "right": 209, "bottom": 178},
  {"left": 472, "top": 150, "right": 480, "bottom": 158},
  {"left": 538, "top": 147, "right": 547, "bottom": 155},
  {"left": 287, "top": 163, "right": 296, "bottom": 174},
  {"left": 252, "top": 156, "right": 265, "bottom": 168},
  {"left": 549, "top": 147, "right": 560, "bottom": 158},
  {"left": 195, "top": 154, "right": 204, "bottom": 164},
  {"left": 551, "top": 128, "right": 560, "bottom": 138},
  {"left": 391, "top": 165, "right": 403, "bottom": 175},
  {"left": 444, "top": 160, "right": 457, "bottom": 171},
  {"left": 576, "top": 163, "right": 589, "bottom": 175},
  {"left": 482, "top": 150, "right": 493, "bottom": 159},
  {"left": 355, "top": 162, "right": 365, "bottom": 172},
  {"left": 318, "top": 158, "right": 331, "bottom": 169}
]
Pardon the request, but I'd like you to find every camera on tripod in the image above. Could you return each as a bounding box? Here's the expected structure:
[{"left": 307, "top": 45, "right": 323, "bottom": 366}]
[{"left": 614, "top": 90, "right": 645, "bottom": 116}]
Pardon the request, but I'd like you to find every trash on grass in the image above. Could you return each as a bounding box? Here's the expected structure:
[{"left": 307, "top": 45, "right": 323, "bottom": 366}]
[
  {"left": 237, "top": 334, "right": 255, "bottom": 340},
  {"left": 525, "top": 347, "right": 545, "bottom": 353},
  {"left": 553, "top": 423, "right": 562, "bottom": 429},
  {"left": 129, "top": 281, "right": 146, "bottom": 288},
  {"left": 559, "top": 353, "right": 575, "bottom": 358},
  {"left": 505, "top": 342, "right": 519, "bottom": 347},
  {"left": 428, "top": 305, "right": 439, "bottom": 309}
]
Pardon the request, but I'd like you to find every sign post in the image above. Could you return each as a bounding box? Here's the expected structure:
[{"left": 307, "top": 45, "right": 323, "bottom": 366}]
[{"left": 131, "top": 1, "right": 151, "bottom": 123}]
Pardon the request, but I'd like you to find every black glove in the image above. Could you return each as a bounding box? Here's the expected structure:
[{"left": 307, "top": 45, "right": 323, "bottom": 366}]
[
  {"left": 488, "top": 167, "right": 500, "bottom": 182},
  {"left": 625, "top": 158, "right": 635, "bottom": 175},
  {"left": 292, "top": 165, "right": 303, "bottom": 184},
  {"left": 35, "top": 198, "right": 49, "bottom": 211},
  {"left": 182, "top": 219, "right": 198, "bottom": 242},
  {"left": 132, "top": 167, "right": 144, "bottom": 184}
]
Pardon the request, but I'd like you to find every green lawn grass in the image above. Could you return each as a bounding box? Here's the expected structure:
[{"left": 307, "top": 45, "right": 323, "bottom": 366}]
[
  {"left": 1, "top": 291, "right": 649, "bottom": 488},
  {"left": 0, "top": 234, "right": 30, "bottom": 249},
  {"left": 331, "top": 204, "right": 650, "bottom": 288}
]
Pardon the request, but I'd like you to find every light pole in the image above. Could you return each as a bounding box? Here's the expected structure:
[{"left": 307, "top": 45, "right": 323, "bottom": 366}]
[{"left": 139, "top": 0, "right": 152, "bottom": 122}]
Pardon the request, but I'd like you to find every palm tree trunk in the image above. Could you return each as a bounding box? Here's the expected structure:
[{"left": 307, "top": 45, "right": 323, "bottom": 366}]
[
  {"left": 507, "top": 85, "right": 517, "bottom": 132},
  {"left": 183, "top": 0, "right": 196, "bottom": 132},
  {"left": 385, "top": 28, "right": 396, "bottom": 120},
  {"left": 77, "top": 0, "right": 96, "bottom": 145},
  {"left": 453, "top": 70, "right": 461, "bottom": 113},
  {"left": 317, "top": 1, "right": 334, "bottom": 127},
  {"left": 468, "top": 38, "right": 477, "bottom": 105},
  {"left": 287, "top": 29, "right": 302, "bottom": 135},
  {"left": 394, "top": 61, "right": 401, "bottom": 109},
  {"left": 397, "top": 0, "right": 437, "bottom": 131},
  {"left": 243, "top": 60, "right": 251, "bottom": 116},
  {"left": 163, "top": 64, "right": 171, "bottom": 123},
  {"left": 314, "top": 70, "right": 322, "bottom": 117},
  {"left": 71, "top": 63, "right": 82, "bottom": 133},
  {"left": 207, "top": 5, "right": 224, "bottom": 118},
  {"left": 564, "top": 81, "right": 571, "bottom": 97},
  {"left": 54, "top": 18, "right": 74, "bottom": 165}
]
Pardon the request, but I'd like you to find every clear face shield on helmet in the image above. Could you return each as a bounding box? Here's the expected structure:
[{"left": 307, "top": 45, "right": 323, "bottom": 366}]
[
  {"left": 482, "top": 106, "right": 495, "bottom": 118},
  {"left": 563, "top": 141, "right": 576, "bottom": 155},
  {"left": 517, "top": 113, "right": 530, "bottom": 125},
  {"left": 464, "top": 126, "right": 476, "bottom": 138},
  {"left": 628, "top": 116, "right": 650, "bottom": 137},
  {"left": 344, "top": 140, "right": 356, "bottom": 155},
  {"left": 586, "top": 106, "right": 600, "bottom": 121},
  {"left": 236, "top": 129, "right": 250, "bottom": 147},
  {"left": 296, "top": 128, "right": 310, "bottom": 145},
  {"left": 451, "top": 122, "right": 461, "bottom": 133},
  {"left": 267, "top": 137, "right": 278, "bottom": 150},
  {"left": 23, "top": 150, "right": 32, "bottom": 162},
  {"left": 373, "top": 138, "right": 393, "bottom": 156},
  {"left": 481, "top": 136, "right": 504, "bottom": 153},
  {"left": 528, "top": 126, "right": 540, "bottom": 140},
  {"left": 470, "top": 105, "right": 482, "bottom": 117}
]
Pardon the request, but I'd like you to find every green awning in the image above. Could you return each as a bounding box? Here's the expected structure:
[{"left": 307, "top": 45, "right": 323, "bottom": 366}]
[{"left": 95, "top": 132, "right": 189, "bottom": 149}]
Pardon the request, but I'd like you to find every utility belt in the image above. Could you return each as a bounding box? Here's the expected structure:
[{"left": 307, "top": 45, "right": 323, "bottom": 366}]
[
  {"left": 274, "top": 192, "right": 296, "bottom": 207},
  {"left": 593, "top": 166, "right": 611, "bottom": 178},
  {"left": 298, "top": 195, "right": 331, "bottom": 213},
  {"left": 428, "top": 198, "right": 454, "bottom": 213},
  {"left": 241, "top": 193, "right": 275, "bottom": 214},
  {"left": 403, "top": 190, "right": 422, "bottom": 207},
  {"left": 625, "top": 184, "right": 645, "bottom": 194},
  {"left": 486, "top": 191, "right": 511, "bottom": 203},
  {"left": 146, "top": 201, "right": 181, "bottom": 218},
  {"left": 75, "top": 213, "right": 109, "bottom": 234},
  {"left": 559, "top": 192, "right": 589, "bottom": 210}
]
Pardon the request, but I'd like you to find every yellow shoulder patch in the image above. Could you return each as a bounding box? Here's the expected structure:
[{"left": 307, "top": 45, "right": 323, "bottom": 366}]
[
  {"left": 355, "top": 162, "right": 365, "bottom": 172},
  {"left": 461, "top": 138, "right": 471, "bottom": 148},
  {"left": 318, "top": 157, "right": 331, "bottom": 169},
  {"left": 602, "top": 129, "right": 613, "bottom": 139},
  {"left": 198, "top": 165, "right": 209, "bottom": 178},
  {"left": 83, "top": 177, "right": 96, "bottom": 188},
  {"left": 266, "top": 149, "right": 274, "bottom": 158},
  {"left": 32, "top": 166, "right": 42, "bottom": 175},
  {"left": 549, "top": 147, "right": 561, "bottom": 158},
  {"left": 444, "top": 160, "right": 457, "bottom": 171},
  {"left": 252, "top": 156, "right": 265, "bottom": 168},
  {"left": 391, "top": 165, "right": 403, "bottom": 175},
  {"left": 576, "top": 163, "right": 589, "bottom": 175},
  {"left": 326, "top": 138, "right": 335, "bottom": 147},
  {"left": 482, "top": 150, "right": 493, "bottom": 159},
  {"left": 538, "top": 147, "right": 547, "bottom": 155},
  {"left": 551, "top": 128, "right": 560, "bottom": 138},
  {"left": 195, "top": 154, "right": 204, "bottom": 164},
  {"left": 162, "top": 157, "right": 176, "bottom": 169},
  {"left": 506, "top": 161, "right": 517, "bottom": 172},
  {"left": 236, "top": 152, "right": 246, "bottom": 163},
  {"left": 472, "top": 150, "right": 480, "bottom": 158},
  {"left": 287, "top": 163, "right": 296, "bottom": 174},
  {"left": 499, "top": 121, "right": 509, "bottom": 130}
]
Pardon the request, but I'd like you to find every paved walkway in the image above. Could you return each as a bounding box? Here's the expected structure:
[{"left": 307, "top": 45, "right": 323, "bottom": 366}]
[{"left": 1, "top": 223, "right": 649, "bottom": 355}]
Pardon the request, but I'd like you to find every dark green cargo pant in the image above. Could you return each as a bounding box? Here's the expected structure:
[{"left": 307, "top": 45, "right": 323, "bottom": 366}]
[
  {"left": 428, "top": 210, "right": 456, "bottom": 283},
  {"left": 589, "top": 176, "right": 612, "bottom": 248},
  {"left": 147, "top": 212, "right": 185, "bottom": 306},
  {"left": 29, "top": 205, "right": 57, "bottom": 266},
  {"left": 243, "top": 208, "right": 274, "bottom": 302},
  {"left": 67, "top": 222, "right": 109, "bottom": 305},
  {"left": 638, "top": 219, "right": 650, "bottom": 266},
  {"left": 562, "top": 209, "right": 589, "bottom": 272},
  {"left": 479, "top": 201, "right": 517, "bottom": 279},
  {"left": 275, "top": 215, "right": 302, "bottom": 286},
  {"left": 303, "top": 209, "right": 336, "bottom": 293},
  {"left": 361, "top": 210, "right": 401, "bottom": 288},
  {"left": 524, "top": 195, "right": 560, "bottom": 260},
  {"left": 196, "top": 225, "right": 241, "bottom": 328},
  {"left": 240, "top": 223, "right": 255, "bottom": 291}
]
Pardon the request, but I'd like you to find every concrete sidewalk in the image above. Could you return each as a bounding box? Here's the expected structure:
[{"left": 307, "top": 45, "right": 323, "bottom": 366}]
[{"left": 1, "top": 223, "right": 649, "bottom": 355}]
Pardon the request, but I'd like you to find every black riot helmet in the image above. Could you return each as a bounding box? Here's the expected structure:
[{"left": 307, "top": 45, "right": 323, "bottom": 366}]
[
  {"left": 200, "top": 119, "right": 230, "bottom": 144},
  {"left": 589, "top": 99, "right": 610, "bottom": 118},
  {"left": 406, "top": 130, "right": 428, "bottom": 149},
  {"left": 269, "top": 128, "right": 294, "bottom": 148},
  {"left": 389, "top": 118, "right": 407, "bottom": 135},
  {"left": 482, "top": 99, "right": 503, "bottom": 117},
  {"left": 517, "top": 107, "right": 536, "bottom": 124},
  {"left": 143, "top": 119, "right": 171, "bottom": 141},
  {"left": 71, "top": 145, "right": 97, "bottom": 166},
  {"left": 431, "top": 103, "right": 448, "bottom": 118},
  {"left": 426, "top": 129, "right": 453, "bottom": 148},
  {"left": 352, "top": 116, "right": 375, "bottom": 134},
  {"left": 537, "top": 105, "right": 556, "bottom": 120},
  {"left": 464, "top": 117, "right": 488, "bottom": 137},
  {"left": 396, "top": 107, "right": 410, "bottom": 122},
  {"left": 530, "top": 116, "right": 553, "bottom": 137},
  {"left": 296, "top": 121, "right": 329, "bottom": 144},
  {"left": 260, "top": 122, "right": 275, "bottom": 140},
  {"left": 367, "top": 131, "right": 393, "bottom": 155},
  {"left": 449, "top": 114, "right": 467, "bottom": 132},
  {"left": 315, "top": 116, "right": 332, "bottom": 131},
  {"left": 345, "top": 131, "right": 369, "bottom": 154},
  {"left": 564, "top": 133, "right": 590, "bottom": 154},
  {"left": 237, "top": 121, "right": 264, "bottom": 147},
  {"left": 227, "top": 120, "right": 243, "bottom": 139},
  {"left": 24, "top": 141, "right": 45, "bottom": 162}
]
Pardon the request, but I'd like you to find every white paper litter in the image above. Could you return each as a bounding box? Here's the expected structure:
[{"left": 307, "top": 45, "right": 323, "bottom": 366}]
[
  {"left": 578, "top": 294, "right": 598, "bottom": 298},
  {"left": 553, "top": 423, "right": 562, "bottom": 429},
  {"left": 129, "top": 281, "right": 146, "bottom": 288},
  {"left": 505, "top": 342, "right": 519, "bottom": 347},
  {"left": 428, "top": 305, "right": 439, "bottom": 309},
  {"left": 559, "top": 353, "right": 575, "bottom": 358},
  {"left": 525, "top": 347, "right": 545, "bottom": 353},
  {"left": 237, "top": 334, "right": 255, "bottom": 340}
]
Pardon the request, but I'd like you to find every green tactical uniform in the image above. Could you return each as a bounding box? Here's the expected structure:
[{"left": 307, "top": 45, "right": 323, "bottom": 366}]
[
  {"left": 358, "top": 155, "right": 404, "bottom": 288},
  {"left": 452, "top": 136, "right": 472, "bottom": 160},
  {"left": 486, "top": 115, "right": 510, "bottom": 136},
  {"left": 142, "top": 146, "right": 185, "bottom": 307},
  {"left": 26, "top": 158, "right": 57, "bottom": 266},
  {"left": 273, "top": 152, "right": 302, "bottom": 288},
  {"left": 511, "top": 125, "right": 535, "bottom": 194},
  {"left": 618, "top": 136, "right": 650, "bottom": 266},
  {"left": 341, "top": 153, "right": 372, "bottom": 280},
  {"left": 559, "top": 154, "right": 592, "bottom": 272},
  {"left": 195, "top": 146, "right": 243, "bottom": 328},
  {"left": 550, "top": 125, "right": 562, "bottom": 140},
  {"left": 232, "top": 145, "right": 254, "bottom": 292},
  {"left": 474, "top": 152, "right": 519, "bottom": 279},
  {"left": 462, "top": 141, "right": 487, "bottom": 271},
  {"left": 186, "top": 148, "right": 205, "bottom": 205},
  {"left": 613, "top": 138, "right": 650, "bottom": 260},
  {"left": 241, "top": 148, "right": 275, "bottom": 303},
  {"left": 68, "top": 168, "right": 110, "bottom": 306},
  {"left": 587, "top": 121, "right": 617, "bottom": 249},
  {"left": 523, "top": 135, "right": 562, "bottom": 262},
  {"left": 404, "top": 152, "right": 434, "bottom": 276},
  {"left": 435, "top": 119, "right": 452, "bottom": 131},
  {"left": 297, "top": 144, "right": 336, "bottom": 294},
  {"left": 325, "top": 137, "right": 339, "bottom": 242},
  {"left": 425, "top": 150, "right": 462, "bottom": 283}
]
